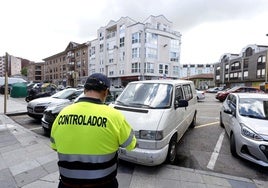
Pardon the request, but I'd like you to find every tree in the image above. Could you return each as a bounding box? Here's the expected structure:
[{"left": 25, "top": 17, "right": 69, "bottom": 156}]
[{"left": 21, "top": 67, "right": 27, "bottom": 76}]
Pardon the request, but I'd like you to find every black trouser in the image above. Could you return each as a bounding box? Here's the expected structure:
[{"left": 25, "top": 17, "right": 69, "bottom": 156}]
[{"left": 58, "top": 178, "right": 118, "bottom": 188}]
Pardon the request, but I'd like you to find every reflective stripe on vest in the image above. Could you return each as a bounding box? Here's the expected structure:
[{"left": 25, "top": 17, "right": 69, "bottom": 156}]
[
  {"left": 120, "top": 129, "right": 134, "bottom": 148},
  {"left": 59, "top": 164, "right": 117, "bottom": 179},
  {"left": 58, "top": 152, "right": 117, "bottom": 163}
]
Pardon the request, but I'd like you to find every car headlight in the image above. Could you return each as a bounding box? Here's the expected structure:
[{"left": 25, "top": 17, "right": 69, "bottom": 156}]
[
  {"left": 241, "top": 124, "right": 263, "bottom": 141},
  {"left": 136, "top": 130, "right": 163, "bottom": 140}
]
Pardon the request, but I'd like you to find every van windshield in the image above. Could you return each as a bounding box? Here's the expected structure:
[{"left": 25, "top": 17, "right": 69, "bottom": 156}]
[{"left": 115, "top": 83, "right": 173, "bottom": 109}]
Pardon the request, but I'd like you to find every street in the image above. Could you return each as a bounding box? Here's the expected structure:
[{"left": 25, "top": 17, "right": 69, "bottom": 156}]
[{"left": 8, "top": 93, "right": 268, "bottom": 181}]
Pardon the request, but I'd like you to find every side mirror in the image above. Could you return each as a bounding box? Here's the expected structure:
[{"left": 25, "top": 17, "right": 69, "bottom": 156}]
[{"left": 174, "top": 99, "right": 188, "bottom": 109}]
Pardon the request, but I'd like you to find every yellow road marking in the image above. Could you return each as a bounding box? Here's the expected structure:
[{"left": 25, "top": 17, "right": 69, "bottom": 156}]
[{"left": 195, "top": 121, "right": 219, "bottom": 129}]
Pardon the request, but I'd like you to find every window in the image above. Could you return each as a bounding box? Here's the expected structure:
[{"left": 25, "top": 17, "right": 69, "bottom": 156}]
[
  {"left": 245, "top": 47, "right": 253, "bottom": 57},
  {"left": 120, "top": 37, "right": 125, "bottom": 47},
  {"left": 159, "top": 64, "right": 163, "bottom": 74},
  {"left": 183, "top": 84, "right": 193, "bottom": 101},
  {"left": 230, "top": 61, "right": 240, "bottom": 71},
  {"left": 225, "top": 64, "right": 229, "bottom": 71},
  {"left": 243, "top": 71, "right": 248, "bottom": 79},
  {"left": 100, "top": 44, "right": 103, "bottom": 52},
  {"left": 145, "top": 48, "right": 157, "bottom": 59},
  {"left": 119, "top": 25, "right": 125, "bottom": 34},
  {"left": 132, "top": 48, "right": 140, "bottom": 58},
  {"left": 132, "top": 32, "right": 141, "bottom": 44},
  {"left": 170, "top": 52, "right": 179, "bottom": 62},
  {"left": 158, "top": 64, "right": 168, "bottom": 74},
  {"left": 144, "top": 62, "right": 154, "bottom": 73},
  {"left": 131, "top": 62, "right": 140, "bottom": 73},
  {"left": 145, "top": 33, "right": 157, "bottom": 45},
  {"left": 257, "top": 68, "right": 265, "bottom": 78},
  {"left": 173, "top": 66, "right": 179, "bottom": 75},
  {"left": 257, "top": 55, "right": 266, "bottom": 64},
  {"left": 243, "top": 59, "right": 249, "bottom": 69}
]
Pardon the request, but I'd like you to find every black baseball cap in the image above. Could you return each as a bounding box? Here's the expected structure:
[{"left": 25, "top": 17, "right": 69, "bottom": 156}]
[{"left": 84, "top": 73, "right": 110, "bottom": 91}]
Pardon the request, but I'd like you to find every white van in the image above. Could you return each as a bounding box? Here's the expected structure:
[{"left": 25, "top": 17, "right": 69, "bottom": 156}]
[{"left": 110, "top": 79, "right": 197, "bottom": 166}]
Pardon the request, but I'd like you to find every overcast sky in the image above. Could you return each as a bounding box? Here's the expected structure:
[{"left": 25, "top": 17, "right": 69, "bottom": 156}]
[{"left": 1, "top": 0, "right": 268, "bottom": 64}]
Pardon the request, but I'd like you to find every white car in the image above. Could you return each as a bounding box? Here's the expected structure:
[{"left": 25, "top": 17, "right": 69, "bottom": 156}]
[
  {"left": 220, "top": 93, "right": 268, "bottom": 167},
  {"left": 196, "top": 89, "right": 205, "bottom": 101},
  {"left": 27, "top": 88, "right": 83, "bottom": 119}
]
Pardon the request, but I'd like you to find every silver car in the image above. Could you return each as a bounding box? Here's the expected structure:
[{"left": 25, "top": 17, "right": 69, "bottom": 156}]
[
  {"left": 220, "top": 93, "right": 268, "bottom": 166},
  {"left": 27, "top": 88, "right": 83, "bottom": 119}
]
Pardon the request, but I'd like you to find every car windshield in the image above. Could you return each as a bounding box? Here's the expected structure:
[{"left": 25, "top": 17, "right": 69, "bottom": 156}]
[
  {"left": 115, "top": 83, "right": 173, "bottom": 109},
  {"left": 51, "top": 89, "right": 77, "bottom": 99},
  {"left": 239, "top": 98, "right": 268, "bottom": 120}
]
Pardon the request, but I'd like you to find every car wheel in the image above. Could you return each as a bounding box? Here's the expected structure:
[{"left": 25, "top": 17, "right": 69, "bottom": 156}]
[
  {"left": 189, "top": 112, "right": 196, "bottom": 128},
  {"left": 219, "top": 113, "right": 224, "bottom": 128},
  {"left": 43, "top": 127, "right": 51, "bottom": 137},
  {"left": 166, "top": 135, "right": 178, "bottom": 164},
  {"left": 230, "top": 133, "right": 238, "bottom": 157}
]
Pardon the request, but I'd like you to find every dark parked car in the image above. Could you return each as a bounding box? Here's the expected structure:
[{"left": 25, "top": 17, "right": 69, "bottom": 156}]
[
  {"left": 42, "top": 87, "right": 124, "bottom": 136},
  {"left": 216, "top": 86, "right": 264, "bottom": 102}
]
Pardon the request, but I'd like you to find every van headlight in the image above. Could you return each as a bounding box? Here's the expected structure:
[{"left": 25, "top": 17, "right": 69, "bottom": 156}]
[
  {"left": 241, "top": 124, "right": 263, "bottom": 141},
  {"left": 136, "top": 130, "right": 163, "bottom": 140}
]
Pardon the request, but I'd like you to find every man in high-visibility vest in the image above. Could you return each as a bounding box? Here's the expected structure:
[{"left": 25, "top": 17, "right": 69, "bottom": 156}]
[{"left": 50, "top": 73, "right": 136, "bottom": 188}]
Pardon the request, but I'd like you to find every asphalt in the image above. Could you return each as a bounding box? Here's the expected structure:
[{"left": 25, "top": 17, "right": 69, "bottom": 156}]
[{"left": 0, "top": 94, "right": 267, "bottom": 188}]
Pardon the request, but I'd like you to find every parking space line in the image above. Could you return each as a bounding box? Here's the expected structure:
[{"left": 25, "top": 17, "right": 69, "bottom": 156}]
[
  {"left": 207, "top": 130, "right": 225, "bottom": 170},
  {"left": 195, "top": 121, "right": 219, "bottom": 129}
]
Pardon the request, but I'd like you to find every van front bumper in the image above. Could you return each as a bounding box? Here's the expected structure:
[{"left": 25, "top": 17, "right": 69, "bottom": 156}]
[{"left": 118, "top": 145, "right": 169, "bottom": 166}]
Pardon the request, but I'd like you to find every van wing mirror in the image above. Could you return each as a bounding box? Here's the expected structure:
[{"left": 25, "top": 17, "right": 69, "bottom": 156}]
[{"left": 174, "top": 99, "right": 188, "bottom": 109}]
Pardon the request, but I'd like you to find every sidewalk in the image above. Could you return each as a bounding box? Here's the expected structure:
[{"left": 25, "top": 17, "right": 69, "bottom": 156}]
[{"left": 0, "top": 94, "right": 267, "bottom": 188}]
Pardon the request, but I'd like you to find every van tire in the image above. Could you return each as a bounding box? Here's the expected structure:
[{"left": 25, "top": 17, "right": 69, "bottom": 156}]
[
  {"left": 189, "top": 112, "right": 197, "bottom": 128},
  {"left": 166, "top": 135, "right": 178, "bottom": 164}
]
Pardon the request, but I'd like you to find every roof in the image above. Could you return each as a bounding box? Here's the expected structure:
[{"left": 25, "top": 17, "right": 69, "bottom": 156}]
[
  {"left": 180, "top": 73, "right": 214, "bottom": 80},
  {"left": 233, "top": 93, "right": 268, "bottom": 99},
  {"left": 129, "top": 79, "right": 193, "bottom": 85}
]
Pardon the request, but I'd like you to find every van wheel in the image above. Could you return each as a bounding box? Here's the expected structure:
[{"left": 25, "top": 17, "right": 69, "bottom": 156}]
[
  {"left": 230, "top": 133, "right": 238, "bottom": 157},
  {"left": 189, "top": 112, "right": 196, "bottom": 128},
  {"left": 166, "top": 135, "right": 178, "bottom": 164}
]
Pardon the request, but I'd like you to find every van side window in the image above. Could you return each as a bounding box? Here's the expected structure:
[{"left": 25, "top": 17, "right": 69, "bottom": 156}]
[
  {"left": 175, "top": 86, "right": 183, "bottom": 100},
  {"left": 183, "top": 84, "right": 193, "bottom": 101}
]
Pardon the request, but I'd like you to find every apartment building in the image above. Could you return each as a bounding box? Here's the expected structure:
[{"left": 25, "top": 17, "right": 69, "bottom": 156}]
[
  {"left": 42, "top": 15, "right": 181, "bottom": 87},
  {"left": 214, "top": 44, "right": 268, "bottom": 89},
  {"left": 0, "top": 55, "right": 24, "bottom": 77},
  {"left": 180, "top": 64, "right": 214, "bottom": 78},
  {"left": 43, "top": 42, "right": 89, "bottom": 87},
  {"left": 27, "top": 61, "right": 44, "bottom": 82},
  {"left": 0, "top": 56, "right": 5, "bottom": 77},
  {"left": 90, "top": 15, "right": 182, "bottom": 87}
]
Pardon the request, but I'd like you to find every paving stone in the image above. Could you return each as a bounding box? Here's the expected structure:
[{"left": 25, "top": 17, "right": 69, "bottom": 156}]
[
  {"left": 0, "top": 168, "right": 17, "bottom": 188},
  {"left": 228, "top": 179, "right": 257, "bottom": 188},
  {"left": 14, "top": 166, "right": 48, "bottom": 187}
]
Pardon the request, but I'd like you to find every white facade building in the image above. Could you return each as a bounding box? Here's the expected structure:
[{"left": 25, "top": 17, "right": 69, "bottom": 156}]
[
  {"left": 180, "top": 64, "right": 214, "bottom": 78},
  {"left": 0, "top": 56, "right": 5, "bottom": 77},
  {"left": 88, "top": 15, "right": 182, "bottom": 87}
]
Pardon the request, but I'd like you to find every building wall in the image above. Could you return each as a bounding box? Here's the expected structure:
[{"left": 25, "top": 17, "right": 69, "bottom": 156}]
[
  {"left": 27, "top": 62, "right": 44, "bottom": 82},
  {"left": 214, "top": 44, "right": 268, "bottom": 89},
  {"left": 89, "top": 15, "right": 182, "bottom": 87},
  {"left": 180, "top": 64, "right": 214, "bottom": 78},
  {"left": 0, "top": 56, "right": 5, "bottom": 77},
  {"left": 41, "top": 15, "right": 181, "bottom": 87},
  {"left": 43, "top": 42, "right": 88, "bottom": 87}
]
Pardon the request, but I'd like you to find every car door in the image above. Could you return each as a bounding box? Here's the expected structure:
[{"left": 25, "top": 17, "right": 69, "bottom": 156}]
[
  {"left": 174, "top": 85, "right": 187, "bottom": 139},
  {"left": 223, "top": 94, "right": 237, "bottom": 136}
]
